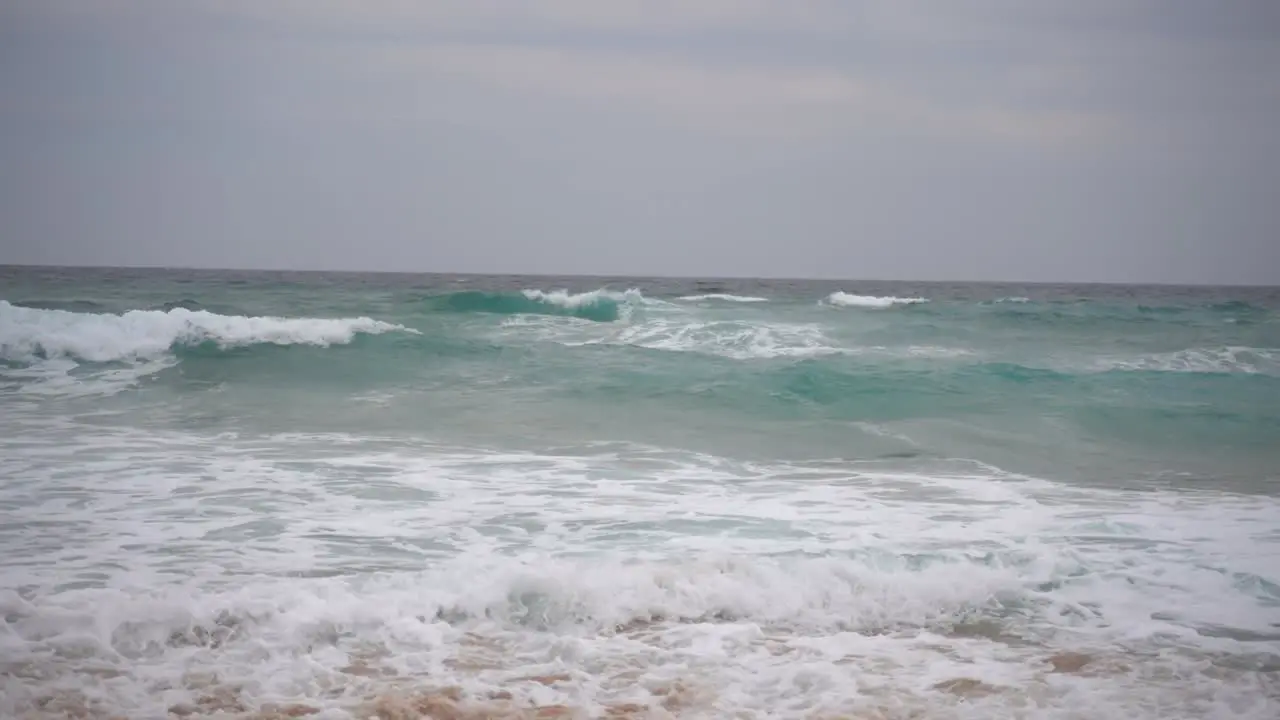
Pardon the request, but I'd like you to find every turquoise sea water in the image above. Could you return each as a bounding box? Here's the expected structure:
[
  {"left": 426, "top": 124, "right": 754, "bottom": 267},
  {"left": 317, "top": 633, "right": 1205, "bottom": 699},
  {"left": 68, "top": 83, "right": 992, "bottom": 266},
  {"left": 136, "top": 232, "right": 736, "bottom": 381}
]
[{"left": 2, "top": 266, "right": 1279, "bottom": 719}]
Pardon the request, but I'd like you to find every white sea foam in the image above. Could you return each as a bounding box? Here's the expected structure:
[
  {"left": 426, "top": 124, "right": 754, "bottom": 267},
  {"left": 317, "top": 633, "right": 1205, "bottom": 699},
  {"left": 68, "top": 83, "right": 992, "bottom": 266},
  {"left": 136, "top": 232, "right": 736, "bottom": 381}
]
[
  {"left": 676, "top": 293, "right": 770, "bottom": 303},
  {"left": 0, "top": 300, "right": 417, "bottom": 364},
  {"left": 603, "top": 320, "right": 842, "bottom": 359},
  {"left": 521, "top": 288, "right": 663, "bottom": 309},
  {"left": 1, "top": 423, "right": 1277, "bottom": 719},
  {"left": 502, "top": 315, "right": 977, "bottom": 362},
  {"left": 824, "top": 292, "right": 929, "bottom": 308},
  {"left": 1097, "top": 346, "right": 1280, "bottom": 376},
  {"left": 513, "top": 288, "right": 673, "bottom": 324},
  {"left": 497, "top": 314, "right": 840, "bottom": 359},
  {"left": 0, "top": 355, "right": 180, "bottom": 398}
]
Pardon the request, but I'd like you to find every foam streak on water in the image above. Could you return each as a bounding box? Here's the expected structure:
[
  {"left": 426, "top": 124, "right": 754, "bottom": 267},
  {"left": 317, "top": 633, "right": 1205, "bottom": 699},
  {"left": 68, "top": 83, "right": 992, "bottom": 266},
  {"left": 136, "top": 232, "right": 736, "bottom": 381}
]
[{"left": 1, "top": 268, "right": 1279, "bottom": 719}]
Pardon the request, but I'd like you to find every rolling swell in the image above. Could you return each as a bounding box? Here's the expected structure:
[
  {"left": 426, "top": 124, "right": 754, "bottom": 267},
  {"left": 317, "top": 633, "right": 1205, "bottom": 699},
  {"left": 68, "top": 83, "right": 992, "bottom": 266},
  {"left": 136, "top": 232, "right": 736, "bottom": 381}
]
[
  {"left": 5, "top": 287, "right": 1278, "bottom": 414},
  {"left": 8, "top": 299, "right": 108, "bottom": 313},
  {"left": 980, "top": 298, "right": 1275, "bottom": 326},
  {"left": 542, "top": 350, "right": 1280, "bottom": 454}
]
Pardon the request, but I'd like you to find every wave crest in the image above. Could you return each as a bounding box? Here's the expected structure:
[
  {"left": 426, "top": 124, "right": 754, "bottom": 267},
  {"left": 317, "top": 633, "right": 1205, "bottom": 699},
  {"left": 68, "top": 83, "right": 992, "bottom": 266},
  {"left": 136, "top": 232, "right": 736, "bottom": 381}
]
[
  {"left": 676, "top": 294, "right": 770, "bottom": 303},
  {"left": 433, "top": 289, "right": 649, "bottom": 322},
  {"left": 824, "top": 292, "right": 928, "bottom": 308},
  {"left": 0, "top": 300, "right": 417, "bottom": 364}
]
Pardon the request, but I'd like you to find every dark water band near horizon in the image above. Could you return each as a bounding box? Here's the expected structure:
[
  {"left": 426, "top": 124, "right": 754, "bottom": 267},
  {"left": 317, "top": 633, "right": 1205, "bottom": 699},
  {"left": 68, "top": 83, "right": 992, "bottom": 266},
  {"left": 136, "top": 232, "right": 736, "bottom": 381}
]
[{"left": 2, "top": 265, "right": 1278, "bottom": 719}]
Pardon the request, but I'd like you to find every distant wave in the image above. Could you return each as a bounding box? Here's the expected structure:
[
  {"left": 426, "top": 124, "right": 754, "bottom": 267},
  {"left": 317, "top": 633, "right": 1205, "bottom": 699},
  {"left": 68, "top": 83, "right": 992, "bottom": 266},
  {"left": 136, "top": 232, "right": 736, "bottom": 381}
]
[
  {"left": 1209, "top": 300, "right": 1265, "bottom": 313},
  {"left": 824, "top": 292, "right": 928, "bottom": 309},
  {"left": 0, "top": 300, "right": 417, "bottom": 364},
  {"left": 1094, "top": 347, "right": 1279, "bottom": 376},
  {"left": 154, "top": 299, "right": 204, "bottom": 312},
  {"left": 676, "top": 294, "right": 769, "bottom": 303},
  {"left": 431, "top": 289, "right": 650, "bottom": 322},
  {"left": 601, "top": 320, "right": 841, "bottom": 360},
  {"left": 9, "top": 299, "right": 109, "bottom": 313}
]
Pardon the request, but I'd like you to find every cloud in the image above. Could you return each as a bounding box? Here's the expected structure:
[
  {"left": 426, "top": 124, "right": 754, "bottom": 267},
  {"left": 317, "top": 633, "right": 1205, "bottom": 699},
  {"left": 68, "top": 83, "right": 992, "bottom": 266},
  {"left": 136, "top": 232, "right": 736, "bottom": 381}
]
[
  {"left": 11, "top": 0, "right": 1268, "bottom": 147},
  {"left": 163, "top": 0, "right": 1121, "bottom": 144},
  {"left": 361, "top": 42, "right": 1112, "bottom": 143},
  {"left": 215, "top": 0, "right": 841, "bottom": 34},
  {"left": 2, "top": 0, "right": 1277, "bottom": 282}
]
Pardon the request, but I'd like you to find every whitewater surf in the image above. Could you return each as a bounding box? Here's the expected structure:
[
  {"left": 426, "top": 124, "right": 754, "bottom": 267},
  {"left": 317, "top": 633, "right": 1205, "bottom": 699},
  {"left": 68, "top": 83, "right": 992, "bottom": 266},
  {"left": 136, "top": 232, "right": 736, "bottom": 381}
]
[{"left": 2, "top": 266, "right": 1278, "bottom": 719}]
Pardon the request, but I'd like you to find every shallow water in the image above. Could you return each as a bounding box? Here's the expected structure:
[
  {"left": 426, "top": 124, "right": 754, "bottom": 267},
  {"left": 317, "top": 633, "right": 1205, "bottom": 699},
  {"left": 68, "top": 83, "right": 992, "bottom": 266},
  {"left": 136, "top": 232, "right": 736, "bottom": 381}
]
[{"left": 1, "top": 267, "right": 1279, "bottom": 719}]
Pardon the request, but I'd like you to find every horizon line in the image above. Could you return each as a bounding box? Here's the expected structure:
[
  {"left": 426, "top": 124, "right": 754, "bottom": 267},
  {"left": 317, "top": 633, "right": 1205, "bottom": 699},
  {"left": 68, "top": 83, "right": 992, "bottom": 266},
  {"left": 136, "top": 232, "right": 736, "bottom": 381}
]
[{"left": 0, "top": 262, "right": 1275, "bottom": 289}]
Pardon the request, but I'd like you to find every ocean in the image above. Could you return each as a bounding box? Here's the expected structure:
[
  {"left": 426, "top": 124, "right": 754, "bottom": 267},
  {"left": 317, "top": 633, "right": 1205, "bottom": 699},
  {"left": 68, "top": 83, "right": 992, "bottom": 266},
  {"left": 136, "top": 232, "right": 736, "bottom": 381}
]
[{"left": 1, "top": 265, "right": 1278, "bottom": 720}]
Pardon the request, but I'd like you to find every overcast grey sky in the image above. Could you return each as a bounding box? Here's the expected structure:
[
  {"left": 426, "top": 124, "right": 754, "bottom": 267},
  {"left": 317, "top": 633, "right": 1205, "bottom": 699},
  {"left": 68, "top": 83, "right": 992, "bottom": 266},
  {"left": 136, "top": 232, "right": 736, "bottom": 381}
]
[{"left": 1, "top": 0, "right": 1277, "bottom": 283}]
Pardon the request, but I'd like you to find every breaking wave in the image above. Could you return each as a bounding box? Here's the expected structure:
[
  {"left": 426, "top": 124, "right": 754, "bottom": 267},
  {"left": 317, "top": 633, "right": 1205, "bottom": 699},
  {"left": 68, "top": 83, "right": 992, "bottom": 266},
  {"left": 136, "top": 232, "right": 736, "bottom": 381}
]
[
  {"left": 824, "top": 292, "right": 929, "bottom": 308},
  {"left": 0, "top": 300, "right": 417, "bottom": 364},
  {"left": 676, "top": 294, "right": 770, "bottom": 303},
  {"left": 430, "top": 289, "right": 649, "bottom": 322}
]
